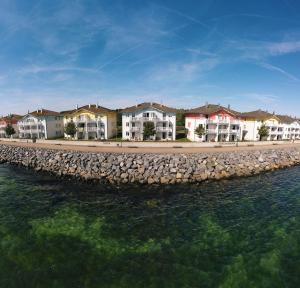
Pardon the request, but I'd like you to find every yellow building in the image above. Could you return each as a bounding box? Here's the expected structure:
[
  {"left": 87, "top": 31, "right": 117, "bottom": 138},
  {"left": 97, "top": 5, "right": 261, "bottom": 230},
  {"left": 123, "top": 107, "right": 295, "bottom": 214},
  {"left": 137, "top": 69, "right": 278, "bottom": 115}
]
[
  {"left": 62, "top": 104, "right": 117, "bottom": 140},
  {"left": 241, "top": 110, "right": 283, "bottom": 141}
]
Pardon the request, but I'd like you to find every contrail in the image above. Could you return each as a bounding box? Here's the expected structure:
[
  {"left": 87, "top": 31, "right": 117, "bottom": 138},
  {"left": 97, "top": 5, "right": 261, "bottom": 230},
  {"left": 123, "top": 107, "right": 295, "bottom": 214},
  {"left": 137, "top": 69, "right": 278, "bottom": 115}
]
[
  {"left": 97, "top": 42, "right": 144, "bottom": 70},
  {"left": 97, "top": 23, "right": 188, "bottom": 71},
  {"left": 259, "top": 62, "right": 299, "bottom": 82},
  {"left": 154, "top": 3, "right": 228, "bottom": 39}
]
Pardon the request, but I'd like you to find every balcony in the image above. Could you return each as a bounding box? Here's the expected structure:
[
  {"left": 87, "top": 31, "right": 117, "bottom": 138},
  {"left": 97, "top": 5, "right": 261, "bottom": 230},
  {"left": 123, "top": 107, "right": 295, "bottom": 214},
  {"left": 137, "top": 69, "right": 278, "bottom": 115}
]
[
  {"left": 156, "top": 127, "right": 172, "bottom": 132},
  {"left": 131, "top": 117, "right": 167, "bottom": 122},
  {"left": 130, "top": 127, "right": 141, "bottom": 132},
  {"left": 207, "top": 129, "right": 217, "bottom": 134},
  {"left": 218, "top": 129, "right": 229, "bottom": 134},
  {"left": 207, "top": 119, "right": 230, "bottom": 125},
  {"left": 230, "top": 129, "right": 239, "bottom": 134},
  {"left": 87, "top": 127, "right": 98, "bottom": 132}
]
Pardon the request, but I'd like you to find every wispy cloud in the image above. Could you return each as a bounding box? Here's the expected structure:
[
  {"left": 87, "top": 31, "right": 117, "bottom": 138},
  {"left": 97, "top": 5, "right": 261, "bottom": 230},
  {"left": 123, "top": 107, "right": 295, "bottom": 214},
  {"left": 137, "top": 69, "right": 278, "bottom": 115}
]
[
  {"left": 149, "top": 58, "right": 219, "bottom": 82},
  {"left": 267, "top": 40, "right": 300, "bottom": 55},
  {"left": 259, "top": 62, "right": 299, "bottom": 81},
  {"left": 243, "top": 93, "right": 279, "bottom": 104},
  {"left": 17, "top": 65, "right": 100, "bottom": 75}
]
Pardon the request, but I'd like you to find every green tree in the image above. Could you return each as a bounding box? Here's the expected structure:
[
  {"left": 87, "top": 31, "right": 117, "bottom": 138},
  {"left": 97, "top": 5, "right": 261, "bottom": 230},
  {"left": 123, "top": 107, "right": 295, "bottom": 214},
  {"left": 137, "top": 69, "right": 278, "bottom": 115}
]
[
  {"left": 65, "top": 122, "right": 77, "bottom": 138},
  {"left": 195, "top": 124, "right": 206, "bottom": 138},
  {"left": 5, "top": 124, "right": 15, "bottom": 138},
  {"left": 258, "top": 124, "right": 269, "bottom": 141},
  {"left": 143, "top": 122, "right": 156, "bottom": 140}
]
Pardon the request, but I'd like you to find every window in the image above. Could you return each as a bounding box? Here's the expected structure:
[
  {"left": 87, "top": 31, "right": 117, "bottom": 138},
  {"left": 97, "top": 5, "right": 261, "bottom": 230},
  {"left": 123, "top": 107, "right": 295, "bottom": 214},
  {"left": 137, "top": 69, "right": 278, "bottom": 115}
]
[
  {"left": 126, "top": 122, "right": 129, "bottom": 127},
  {"left": 126, "top": 132, "right": 129, "bottom": 136},
  {"left": 132, "top": 123, "right": 135, "bottom": 127}
]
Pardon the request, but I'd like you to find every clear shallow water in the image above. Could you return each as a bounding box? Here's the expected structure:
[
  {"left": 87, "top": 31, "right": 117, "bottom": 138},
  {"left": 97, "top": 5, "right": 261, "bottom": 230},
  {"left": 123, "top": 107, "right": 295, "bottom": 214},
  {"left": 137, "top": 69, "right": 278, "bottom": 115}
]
[{"left": 0, "top": 164, "right": 300, "bottom": 288}]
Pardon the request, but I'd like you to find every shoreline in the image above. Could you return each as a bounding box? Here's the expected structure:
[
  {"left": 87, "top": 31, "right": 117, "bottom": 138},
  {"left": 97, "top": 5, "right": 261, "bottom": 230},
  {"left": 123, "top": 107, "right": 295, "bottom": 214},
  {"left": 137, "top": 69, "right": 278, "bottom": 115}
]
[
  {"left": 0, "top": 143, "right": 300, "bottom": 185},
  {"left": 0, "top": 139, "right": 300, "bottom": 154}
]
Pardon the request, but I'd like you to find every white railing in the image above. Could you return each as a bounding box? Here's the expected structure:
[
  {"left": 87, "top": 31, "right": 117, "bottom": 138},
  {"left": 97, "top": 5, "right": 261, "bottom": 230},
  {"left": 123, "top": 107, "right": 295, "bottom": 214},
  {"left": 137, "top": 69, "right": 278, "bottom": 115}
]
[
  {"left": 130, "top": 127, "right": 141, "bottom": 132},
  {"left": 230, "top": 129, "right": 239, "bottom": 134},
  {"left": 86, "top": 127, "right": 97, "bottom": 132},
  {"left": 156, "top": 127, "right": 172, "bottom": 132},
  {"left": 219, "top": 129, "right": 229, "bottom": 134},
  {"left": 207, "top": 119, "right": 231, "bottom": 125},
  {"left": 131, "top": 117, "right": 167, "bottom": 122}
]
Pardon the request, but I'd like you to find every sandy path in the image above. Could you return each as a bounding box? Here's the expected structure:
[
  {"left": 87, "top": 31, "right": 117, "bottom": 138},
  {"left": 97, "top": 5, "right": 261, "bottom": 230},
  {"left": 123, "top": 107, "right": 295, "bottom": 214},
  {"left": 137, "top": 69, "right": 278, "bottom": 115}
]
[{"left": 1, "top": 140, "right": 300, "bottom": 154}]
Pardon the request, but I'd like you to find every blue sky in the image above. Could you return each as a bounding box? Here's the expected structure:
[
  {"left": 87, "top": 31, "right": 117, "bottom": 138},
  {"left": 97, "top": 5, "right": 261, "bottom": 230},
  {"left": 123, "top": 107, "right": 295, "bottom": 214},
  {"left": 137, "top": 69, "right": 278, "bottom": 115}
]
[{"left": 0, "top": 0, "right": 300, "bottom": 116}]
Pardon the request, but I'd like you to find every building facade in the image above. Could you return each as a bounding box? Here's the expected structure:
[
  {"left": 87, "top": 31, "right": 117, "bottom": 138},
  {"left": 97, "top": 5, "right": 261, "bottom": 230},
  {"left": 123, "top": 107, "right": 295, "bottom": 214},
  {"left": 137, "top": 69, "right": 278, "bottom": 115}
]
[
  {"left": 18, "top": 109, "right": 64, "bottom": 139},
  {"left": 277, "top": 115, "right": 300, "bottom": 140},
  {"left": 0, "top": 115, "right": 22, "bottom": 138},
  {"left": 241, "top": 110, "right": 283, "bottom": 141},
  {"left": 62, "top": 104, "right": 117, "bottom": 140},
  {"left": 122, "top": 103, "right": 177, "bottom": 141},
  {"left": 185, "top": 104, "right": 242, "bottom": 142}
]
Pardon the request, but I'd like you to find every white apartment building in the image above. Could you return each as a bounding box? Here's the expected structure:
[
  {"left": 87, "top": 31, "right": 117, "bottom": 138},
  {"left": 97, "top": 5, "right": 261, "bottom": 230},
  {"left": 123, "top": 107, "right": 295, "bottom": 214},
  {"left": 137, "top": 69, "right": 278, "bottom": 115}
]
[
  {"left": 122, "top": 102, "right": 177, "bottom": 141},
  {"left": 18, "top": 109, "right": 64, "bottom": 139},
  {"left": 277, "top": 115, "right": 300, "bottom": 140},
  {"left": 62, "top": 104, "right": 117, "bottom": 140},
  {"left": 185, "top": 104, "right": 242, "bottom": 142},
  {"left": 241, "top": 110, "right": 284, "bottom": 141}
]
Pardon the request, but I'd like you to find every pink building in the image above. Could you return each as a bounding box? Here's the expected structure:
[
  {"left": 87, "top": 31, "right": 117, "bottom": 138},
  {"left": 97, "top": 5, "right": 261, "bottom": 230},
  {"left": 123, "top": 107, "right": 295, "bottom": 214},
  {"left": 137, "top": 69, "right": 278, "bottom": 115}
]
[{"left": 185, "top": 104, "right": 242, "bottom": 142}]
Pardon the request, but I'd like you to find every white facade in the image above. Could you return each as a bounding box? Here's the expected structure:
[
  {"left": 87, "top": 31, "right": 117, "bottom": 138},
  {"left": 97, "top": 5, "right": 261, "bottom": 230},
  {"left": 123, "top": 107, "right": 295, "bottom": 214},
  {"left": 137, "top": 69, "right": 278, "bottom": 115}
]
[
  {"left": 234, "top": 119, "right": 300, "bottom": 141},
  {"left": 18, "top": 113, "right": 64, "bottom": 139},
  {"left": 122, "top": 107, "right": 176, "bottom": 141},
  {"left": 282, "top": 121, "right": 300, "bottom": 140}
]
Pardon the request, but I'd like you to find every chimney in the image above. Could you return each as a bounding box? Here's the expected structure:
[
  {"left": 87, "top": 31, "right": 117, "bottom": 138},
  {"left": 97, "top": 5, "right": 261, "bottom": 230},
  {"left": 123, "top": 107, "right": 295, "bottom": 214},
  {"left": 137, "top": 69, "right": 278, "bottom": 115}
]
[
  {"left": 150, "top": 102, "right": 153, "bottom": 106},
  {"left": 205, "top": 101, "right": 208, "bottom": 108},
  {"left": 89, "top": 104, "right": 91, "bottom": 108},
  {"left": 76, "top": 104, "right": 78, "bottom": 110},
  {"left": 228, "top": 104, "right": 231, "bottom": 110}
]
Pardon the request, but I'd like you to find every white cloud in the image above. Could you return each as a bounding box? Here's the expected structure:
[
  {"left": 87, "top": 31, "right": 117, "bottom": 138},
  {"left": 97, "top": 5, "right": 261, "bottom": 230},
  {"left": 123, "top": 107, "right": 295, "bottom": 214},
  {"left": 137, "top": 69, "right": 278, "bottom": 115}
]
[
  {"left": 149, "top": 58, "right": 219, "bottom": 82},
  {"left": 267, "top": 40, "right": 300, "bottom": 55},
  {"left": 243, "top": 93, "right": 279, "bottom": 104}
]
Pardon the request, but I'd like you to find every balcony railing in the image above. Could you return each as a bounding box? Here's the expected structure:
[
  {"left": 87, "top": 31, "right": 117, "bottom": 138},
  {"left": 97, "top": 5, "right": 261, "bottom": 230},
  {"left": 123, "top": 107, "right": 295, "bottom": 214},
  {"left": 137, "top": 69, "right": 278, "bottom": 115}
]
[
  {"left": 87, "top": 127, "right": 98, "bottom": 132},
  {"left": 130, "top": 127, "right": 141, "bottom": 132},
  {"left": 156, "top": 127, "right": 172, "bottom": 132},
  {"left": 207, "top": 119, "right": 231, "bottom": 125},
  {"left": 207, "top": 129, "right": 217, "bottom": 134},
  {"left": 131, "top": 117, "right": 168, "bottom": 122},
  {"left": 219, "top": 129, "right": 229, "bottom": 134}
]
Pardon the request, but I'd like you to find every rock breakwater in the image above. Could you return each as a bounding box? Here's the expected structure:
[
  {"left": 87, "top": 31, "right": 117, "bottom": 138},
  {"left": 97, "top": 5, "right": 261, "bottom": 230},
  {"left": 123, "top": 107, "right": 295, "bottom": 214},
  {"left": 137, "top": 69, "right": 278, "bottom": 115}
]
[{"left": 0, "top": 144, "right": 300, "bottom": 184}]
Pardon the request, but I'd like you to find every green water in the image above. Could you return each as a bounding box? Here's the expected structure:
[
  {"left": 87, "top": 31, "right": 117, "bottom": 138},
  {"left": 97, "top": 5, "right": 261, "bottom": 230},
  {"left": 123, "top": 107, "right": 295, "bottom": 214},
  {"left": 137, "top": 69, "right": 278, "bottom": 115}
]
[{"left": 0, "top": 164, "right": 300, "bottom": 288}]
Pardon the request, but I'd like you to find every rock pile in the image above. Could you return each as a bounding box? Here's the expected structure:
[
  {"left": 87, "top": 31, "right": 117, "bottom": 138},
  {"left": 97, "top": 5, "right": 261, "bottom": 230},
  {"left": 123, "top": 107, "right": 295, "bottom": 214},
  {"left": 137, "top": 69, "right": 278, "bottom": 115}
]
[{"left": 0, "top": 144, "right": 299, "bottom": 184}]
